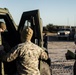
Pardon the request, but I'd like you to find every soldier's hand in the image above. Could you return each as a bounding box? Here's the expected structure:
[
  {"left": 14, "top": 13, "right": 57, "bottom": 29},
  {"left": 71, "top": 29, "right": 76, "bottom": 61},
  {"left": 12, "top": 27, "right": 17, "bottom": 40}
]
[
  {"left": 65, "top": 52, "right": 70, "bottom": 60},
  {"left": 0, "top": 45, "right": 4, "bottom": 51},
  {"left": 65, "top": 50, "right": 75, "bottom": 60},
  {"left": 0, "top": 45, "right": 5, "bottom": 58},
  {"left": 41, "top": 52, "right": 48, "bottom": 60}
]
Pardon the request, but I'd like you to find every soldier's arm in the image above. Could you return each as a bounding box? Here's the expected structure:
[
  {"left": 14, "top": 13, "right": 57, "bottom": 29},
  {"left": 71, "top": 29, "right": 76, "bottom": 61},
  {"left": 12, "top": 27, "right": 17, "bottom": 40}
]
[
  {"left": 0, "top": 45, "right": 20, "bottom": 62},
  {"left": 40, "top": 48, "right": 48, "bottom": 60}
]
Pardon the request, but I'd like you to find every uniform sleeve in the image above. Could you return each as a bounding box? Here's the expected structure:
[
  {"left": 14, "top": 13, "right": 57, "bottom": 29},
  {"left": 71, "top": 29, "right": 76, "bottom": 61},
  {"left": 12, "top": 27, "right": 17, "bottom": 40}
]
[
  {"left": 0, "top": 45, "right": 21, "bottom": 62},
  {"left": 40, "top": 47, "right": 48, "bottom": 60}
]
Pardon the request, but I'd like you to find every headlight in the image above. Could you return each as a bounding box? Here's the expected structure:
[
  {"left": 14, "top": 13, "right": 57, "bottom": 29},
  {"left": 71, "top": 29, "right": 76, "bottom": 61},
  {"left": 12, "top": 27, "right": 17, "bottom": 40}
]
[
  {"left": 65, "top": 32, "right": 70, "bottom": 34},
  {"left": 57, "top": 32, "right": 60, "bottom": 35}
]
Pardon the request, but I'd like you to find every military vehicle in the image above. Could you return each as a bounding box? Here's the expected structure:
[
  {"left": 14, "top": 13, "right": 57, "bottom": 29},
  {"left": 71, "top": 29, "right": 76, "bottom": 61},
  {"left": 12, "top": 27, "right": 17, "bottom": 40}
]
[
  {"left": 57, "top": 28, "right": 71, "bottom": 40},
  {"left": 0, "top": 8, "right": 51, "bottom": 75}
]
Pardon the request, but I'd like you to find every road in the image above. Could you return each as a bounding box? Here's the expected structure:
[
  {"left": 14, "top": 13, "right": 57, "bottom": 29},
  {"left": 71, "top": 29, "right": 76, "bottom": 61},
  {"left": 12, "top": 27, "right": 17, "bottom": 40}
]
[{"left": 47, "top": 34, "right": 75, "bottom": 75}]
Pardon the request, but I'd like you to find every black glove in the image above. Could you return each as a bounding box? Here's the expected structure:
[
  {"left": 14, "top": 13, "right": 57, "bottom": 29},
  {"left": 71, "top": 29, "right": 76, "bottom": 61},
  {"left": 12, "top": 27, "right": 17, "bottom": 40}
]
[
  {"left": 65, "top": 50, "right": 75, "bottom": 60},
  {"left": 0, "top": 45, "right": 4, "bottom": 51},
  {"left": 0, "top": 45, "right": 5, "bottom": 60}
]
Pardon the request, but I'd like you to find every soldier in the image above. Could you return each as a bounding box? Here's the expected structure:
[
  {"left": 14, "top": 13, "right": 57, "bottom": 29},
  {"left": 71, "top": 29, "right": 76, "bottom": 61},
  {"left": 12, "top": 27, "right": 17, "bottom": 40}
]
[
  {"left": 0, "top": 22, "right": 6, "bottom": 44},
  {"left": 43, "top": 33, "right": 48, "bottom": 49},
  {"left": 0, "top": 22, "right": 6, "bottom": 75},
  {"left": 65, "top": 39, "right": 76, "bottom": 75},
  {"left": 0, "top": 22, "right": 6, "bottom": 32},
  {"left": 0, "top": 22, "right": 15, "bottom": 75},
  {"left": 0, "top": 27, "right": 48, "bottom": 75}
]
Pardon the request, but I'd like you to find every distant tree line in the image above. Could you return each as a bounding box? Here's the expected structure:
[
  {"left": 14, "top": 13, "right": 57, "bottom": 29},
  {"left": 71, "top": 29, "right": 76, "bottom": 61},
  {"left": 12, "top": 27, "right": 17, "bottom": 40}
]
[{"left": 43, "top": 24, "right": 76, "bottom": 33}]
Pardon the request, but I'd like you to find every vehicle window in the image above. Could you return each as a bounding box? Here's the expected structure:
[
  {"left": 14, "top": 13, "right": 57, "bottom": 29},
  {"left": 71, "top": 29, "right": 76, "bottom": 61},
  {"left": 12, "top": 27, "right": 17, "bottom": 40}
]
[
  {"left": 59, "top": 29, "right": 70, "bottom": 31},
  {"left": 24, "top": 20, "right": 31, "bottom": 28},
  {"left": 0, "top": 19, "right": 5, "bottom": 23}
]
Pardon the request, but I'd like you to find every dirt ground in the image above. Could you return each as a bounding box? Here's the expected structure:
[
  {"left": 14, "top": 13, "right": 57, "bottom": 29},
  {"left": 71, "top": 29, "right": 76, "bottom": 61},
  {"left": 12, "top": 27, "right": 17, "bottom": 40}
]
[{"left": 47, "top": 33, "right": 75, "bottom": 75}]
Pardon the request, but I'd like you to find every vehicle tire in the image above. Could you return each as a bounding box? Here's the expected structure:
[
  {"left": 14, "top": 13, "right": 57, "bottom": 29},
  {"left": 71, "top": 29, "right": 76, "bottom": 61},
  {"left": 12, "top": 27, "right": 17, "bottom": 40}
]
[{"left": 40, "top": 61, "right": 52, "bottom": 75}]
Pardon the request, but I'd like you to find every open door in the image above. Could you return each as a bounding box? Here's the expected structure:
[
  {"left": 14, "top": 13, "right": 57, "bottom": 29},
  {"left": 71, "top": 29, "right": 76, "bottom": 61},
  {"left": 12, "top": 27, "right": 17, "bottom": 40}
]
[{"left": 18, "top": 9, "right": 43, "bottom": 47}]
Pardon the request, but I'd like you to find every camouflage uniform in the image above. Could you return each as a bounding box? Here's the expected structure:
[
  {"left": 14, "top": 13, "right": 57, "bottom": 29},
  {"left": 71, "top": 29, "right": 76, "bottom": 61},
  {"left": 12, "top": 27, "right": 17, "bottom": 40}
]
[{"left": 0, "top": 41, "right": 48, "bottom": 75}]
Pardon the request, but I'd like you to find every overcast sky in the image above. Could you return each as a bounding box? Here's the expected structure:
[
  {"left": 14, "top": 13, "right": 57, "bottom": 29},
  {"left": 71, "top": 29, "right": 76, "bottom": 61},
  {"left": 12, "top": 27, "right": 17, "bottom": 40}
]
[{"left": 0, "top": 0, "right": 76, "bottom": 26}]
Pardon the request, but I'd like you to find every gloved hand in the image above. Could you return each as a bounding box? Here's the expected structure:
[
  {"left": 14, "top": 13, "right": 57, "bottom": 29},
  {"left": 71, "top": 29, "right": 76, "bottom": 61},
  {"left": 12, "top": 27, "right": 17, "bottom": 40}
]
[
  {"left": 41, "top": 52, "right": 48, "bottom": 60},
  {"left": 65, "top": 50, "right": 75, "bottom": 60},
  {"left": 0, "top": 45, "right": 5, "bottom": 59},
  {"left": 0, "top": 45, "right": 4, "bottom": 51}
]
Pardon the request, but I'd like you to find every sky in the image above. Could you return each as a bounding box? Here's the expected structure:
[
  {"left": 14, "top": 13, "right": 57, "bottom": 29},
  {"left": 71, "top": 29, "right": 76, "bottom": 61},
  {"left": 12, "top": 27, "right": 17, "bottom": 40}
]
[{"left": 0, "top": 0, "right": 76, "bottom": 26}]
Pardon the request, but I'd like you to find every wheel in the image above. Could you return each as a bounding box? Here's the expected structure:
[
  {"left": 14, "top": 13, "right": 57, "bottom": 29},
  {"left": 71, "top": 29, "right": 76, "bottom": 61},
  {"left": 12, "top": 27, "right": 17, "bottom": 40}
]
[{"left": 40, "top": 61, "right": 52, "bottom": 75}]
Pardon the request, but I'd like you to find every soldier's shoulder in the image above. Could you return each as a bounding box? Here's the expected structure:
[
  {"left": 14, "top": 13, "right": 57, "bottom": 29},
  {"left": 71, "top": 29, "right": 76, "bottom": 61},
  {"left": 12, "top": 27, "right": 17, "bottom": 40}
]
[
  {"left": 31, "top": 42, "right": 42, "bottom": 49},
  {"left": 17, "top": 42, "right": 26, "bottom": 48}
]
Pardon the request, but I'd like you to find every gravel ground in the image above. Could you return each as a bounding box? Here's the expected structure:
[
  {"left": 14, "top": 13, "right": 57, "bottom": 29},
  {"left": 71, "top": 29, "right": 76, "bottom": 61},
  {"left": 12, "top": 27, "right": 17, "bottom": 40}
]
[{"left": 47, "top": 35, "right": 75, "bottom": 75}]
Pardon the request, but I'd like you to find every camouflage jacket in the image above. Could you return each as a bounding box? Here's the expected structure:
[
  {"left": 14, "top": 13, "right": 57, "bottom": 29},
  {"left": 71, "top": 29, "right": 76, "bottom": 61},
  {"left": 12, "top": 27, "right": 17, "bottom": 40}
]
[{"left": 0, "top": 41, "right": 48, "bottom": 75}]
